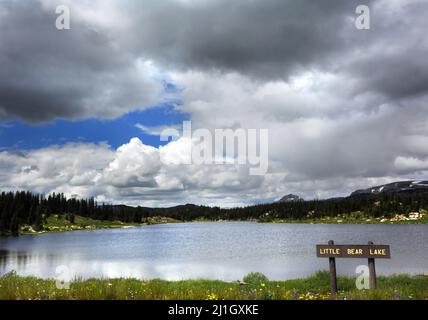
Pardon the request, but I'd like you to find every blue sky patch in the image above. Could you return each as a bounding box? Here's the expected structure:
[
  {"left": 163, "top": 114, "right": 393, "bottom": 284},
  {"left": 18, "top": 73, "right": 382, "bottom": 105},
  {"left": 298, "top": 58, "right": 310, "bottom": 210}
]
[{"left": 0, "top": 103, "right": 190, "bottom": 150}]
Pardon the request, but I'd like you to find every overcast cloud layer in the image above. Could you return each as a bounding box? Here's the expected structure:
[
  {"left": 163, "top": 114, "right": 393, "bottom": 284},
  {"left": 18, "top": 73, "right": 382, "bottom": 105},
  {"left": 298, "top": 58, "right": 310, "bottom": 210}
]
[{"left": 1, "top": 0, "right": 428, "bottom": 206}]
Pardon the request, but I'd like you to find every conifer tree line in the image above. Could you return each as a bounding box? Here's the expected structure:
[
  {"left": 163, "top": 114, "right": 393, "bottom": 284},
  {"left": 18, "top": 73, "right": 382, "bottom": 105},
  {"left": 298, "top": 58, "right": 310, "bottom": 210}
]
[{"left": 1, "top": 190, "right": 428, "bottom": 236}]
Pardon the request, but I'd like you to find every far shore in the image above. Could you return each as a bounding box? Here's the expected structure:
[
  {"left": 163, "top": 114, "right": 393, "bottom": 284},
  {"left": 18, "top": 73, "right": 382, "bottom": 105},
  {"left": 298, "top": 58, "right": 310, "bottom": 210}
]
[
  {"left": 1, "top": 210, "right": 426, "bottom": 238},
  {"left": 259, "top": 210, "right": 428, "bottom": 225},
  {"left": 15, "top": 215, "right": 181, "bottom": 236}
]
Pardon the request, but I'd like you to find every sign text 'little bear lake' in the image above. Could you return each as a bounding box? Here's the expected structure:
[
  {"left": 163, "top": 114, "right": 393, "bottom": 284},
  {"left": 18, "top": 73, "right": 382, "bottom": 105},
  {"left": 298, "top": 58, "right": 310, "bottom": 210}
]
[{"left": 316, "top": 244, "right": 391, "bottom": 259}]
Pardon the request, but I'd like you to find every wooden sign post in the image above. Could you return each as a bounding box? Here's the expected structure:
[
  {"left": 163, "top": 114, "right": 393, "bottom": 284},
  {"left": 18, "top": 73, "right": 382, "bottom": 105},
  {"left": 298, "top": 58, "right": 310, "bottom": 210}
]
[
  {"left": 316, "top": 241, "right": 391, "bottom": 294},
  {"left": 367, "top": 241, "right": 377, "bottom": 290},
  {"left": 327, "top": 240, "right": 337, "bottom": 294}
]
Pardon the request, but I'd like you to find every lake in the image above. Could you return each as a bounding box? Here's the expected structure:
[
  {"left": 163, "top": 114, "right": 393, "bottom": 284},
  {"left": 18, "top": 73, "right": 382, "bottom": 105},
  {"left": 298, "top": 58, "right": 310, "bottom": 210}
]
[{"left": 0, "top": 222, "right": 427, "bottom": 281}]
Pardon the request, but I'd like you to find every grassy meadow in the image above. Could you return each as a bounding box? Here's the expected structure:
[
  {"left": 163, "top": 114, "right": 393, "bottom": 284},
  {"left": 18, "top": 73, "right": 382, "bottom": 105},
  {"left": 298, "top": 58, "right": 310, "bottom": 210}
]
[
  {"left": 0, "top": 272, "right": 427, "bottom": 300},
  {"left": 263, "top": 210, "right": 428, "bottom": 225},
  {"left": 19, "top": 215, "right": 180, "bottom": 235}
]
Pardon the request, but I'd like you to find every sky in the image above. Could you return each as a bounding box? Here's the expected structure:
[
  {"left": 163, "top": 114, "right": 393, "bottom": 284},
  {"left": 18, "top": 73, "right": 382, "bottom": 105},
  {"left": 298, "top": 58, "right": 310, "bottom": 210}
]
[{"left": 1, "top": 0, "right": 428, "bottom": 207}]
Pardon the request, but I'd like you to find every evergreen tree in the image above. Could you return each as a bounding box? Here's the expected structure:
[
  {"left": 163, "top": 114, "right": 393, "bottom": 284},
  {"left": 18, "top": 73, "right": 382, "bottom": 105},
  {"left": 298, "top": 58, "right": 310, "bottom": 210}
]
[{"left": 10, "top": 210, "right": 20, "bottom": 236}]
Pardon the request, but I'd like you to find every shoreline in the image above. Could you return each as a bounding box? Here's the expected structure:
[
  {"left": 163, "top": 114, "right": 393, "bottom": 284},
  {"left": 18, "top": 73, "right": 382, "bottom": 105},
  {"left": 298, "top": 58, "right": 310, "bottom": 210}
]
[
  {"left": 0, "top": 215, "right": 428, "bottom": 238},
  {"left": 14, "top": 215, "right": 181, "bottom": 237},
  {"left": 1, "top": 212, "right": 426, "bottom": 238}
]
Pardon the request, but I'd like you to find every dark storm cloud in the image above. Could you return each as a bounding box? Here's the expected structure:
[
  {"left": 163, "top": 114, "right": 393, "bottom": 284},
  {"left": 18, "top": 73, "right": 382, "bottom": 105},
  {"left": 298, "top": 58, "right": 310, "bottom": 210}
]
[
  {"left": 342, "top": 0, "right": 428, "bottom": 101},
  {"left": 353, "top": 53, "right": 428, "bottom": 100},
  {"left": 124, "top": 0, "right": 428, "bottom": 102},
  {"left": 0, "top": 0, "right": 161, "bottom": 123},
  {"left": 129, "top": 0, "right": 365, "bottom": 79}
]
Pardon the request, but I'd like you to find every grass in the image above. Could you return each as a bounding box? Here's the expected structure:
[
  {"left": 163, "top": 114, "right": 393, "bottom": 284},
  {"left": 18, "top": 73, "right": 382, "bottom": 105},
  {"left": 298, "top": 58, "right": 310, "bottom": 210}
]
[
  {"left": 0, "top": 272, "right": 427, "bottom": 300},
  {"left": 262, "top": 210, "right": 428, "bottom": 225},
  {"left": 19, "top": 215, "right": 142, "bottom": 235},
  {"left": 19, "top": 215, "right": 180, "bottom": 235}
]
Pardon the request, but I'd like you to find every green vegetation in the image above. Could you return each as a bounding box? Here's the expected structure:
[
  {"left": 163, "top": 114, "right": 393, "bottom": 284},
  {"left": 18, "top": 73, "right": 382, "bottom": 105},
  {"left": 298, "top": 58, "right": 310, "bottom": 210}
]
[
  {"left": 18, "top": 214, "right": 181, "bottom": 235},
  {"left": 243, "top": 272, "right": 270, "bottom": 285},
  {"left": 263, "top": 210, "right": 428, "bottom": 225},
  {"left": 0, "top": 272, "right": 427, "bottom": 300},
  {"left": 145, "top": 216, "right": 182, "bottom": 225},
  {"left": 20, "top": 215, "right": 144, "bottom": 235}
]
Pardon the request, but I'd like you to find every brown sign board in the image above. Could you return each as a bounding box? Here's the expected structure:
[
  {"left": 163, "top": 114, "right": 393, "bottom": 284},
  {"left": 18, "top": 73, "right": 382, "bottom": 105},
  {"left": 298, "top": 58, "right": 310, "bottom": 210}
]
[{"left": 316, "top": 244, "right": 391, "bottom": 259}]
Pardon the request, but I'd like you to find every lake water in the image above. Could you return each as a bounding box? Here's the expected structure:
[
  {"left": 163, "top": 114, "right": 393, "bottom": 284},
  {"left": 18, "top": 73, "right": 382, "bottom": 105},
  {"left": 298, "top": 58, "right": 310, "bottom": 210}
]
[{"left": 0, "top": 222, "right": 427, "bottom": 281}]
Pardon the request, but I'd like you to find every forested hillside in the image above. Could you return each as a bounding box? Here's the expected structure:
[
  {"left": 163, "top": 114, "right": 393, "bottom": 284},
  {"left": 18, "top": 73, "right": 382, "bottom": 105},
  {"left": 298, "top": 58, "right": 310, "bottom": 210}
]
[{"left": 1, "top": 189, "right": 428, "bottom": 236}]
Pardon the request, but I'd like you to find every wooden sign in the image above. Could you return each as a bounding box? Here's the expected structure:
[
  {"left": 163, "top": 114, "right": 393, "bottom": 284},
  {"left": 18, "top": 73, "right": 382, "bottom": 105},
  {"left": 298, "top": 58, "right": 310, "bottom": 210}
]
[
  {"left": 316, "top": 244, "right": 391, "bottom": 259},
  {"left": 316, "top": 241, "right": 391, "bottom": 295}
]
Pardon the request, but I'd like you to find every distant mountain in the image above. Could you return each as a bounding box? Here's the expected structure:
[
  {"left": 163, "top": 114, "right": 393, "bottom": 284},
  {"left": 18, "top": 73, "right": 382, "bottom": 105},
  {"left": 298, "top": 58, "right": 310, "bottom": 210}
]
[
  {"left": 278, "top": 194, "right": 303, "bottom": 203},
  {"left": 350, "top": 181, "right": 428, "bottom": 197}
]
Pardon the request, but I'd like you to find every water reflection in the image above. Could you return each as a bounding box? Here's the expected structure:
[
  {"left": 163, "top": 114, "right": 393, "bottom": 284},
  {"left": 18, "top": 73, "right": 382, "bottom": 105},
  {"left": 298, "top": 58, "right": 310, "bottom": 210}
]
[
  {"left": 1, "top": 250, "right": 34, "bottom": 270},
  {"left": 0, "top": 249, "right": 65, "bottom": 277},
  {"left": 0, "top": 223, "right": 427, "bottom": 280}
]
